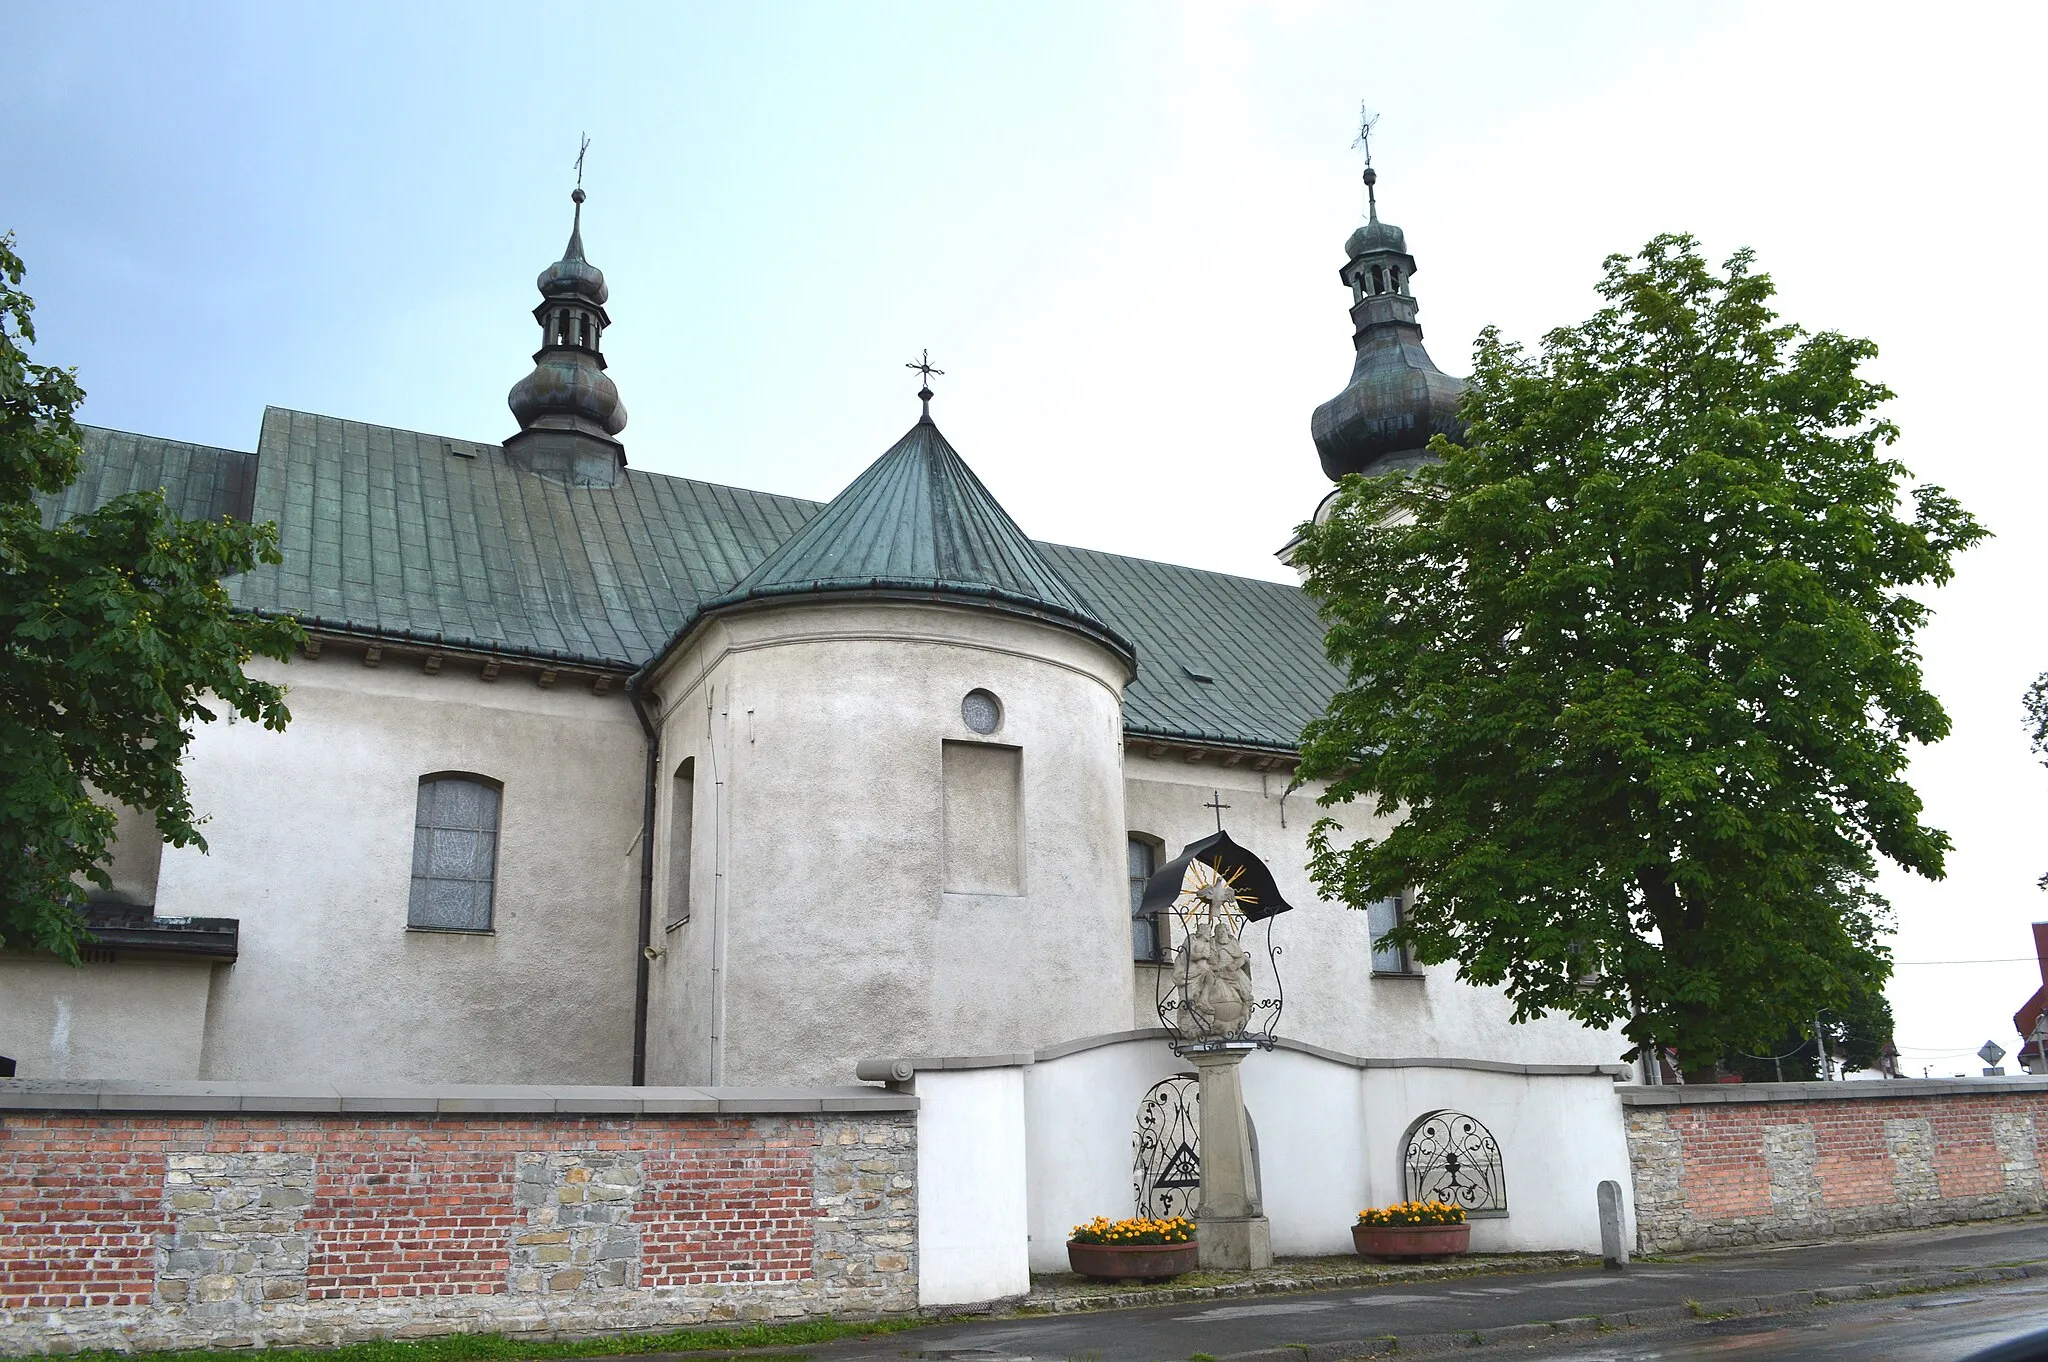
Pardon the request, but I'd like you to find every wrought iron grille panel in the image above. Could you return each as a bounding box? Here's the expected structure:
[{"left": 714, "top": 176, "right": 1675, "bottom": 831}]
[
  {"left": 1132, "top": 1076, "right": 1201, "bottom": 1218},
  {"left": 1402, "top": 1109, "right": 1507, "bottom": 1214}
]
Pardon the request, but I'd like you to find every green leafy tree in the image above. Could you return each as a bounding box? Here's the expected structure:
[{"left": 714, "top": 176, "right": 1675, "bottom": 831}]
[
  {"left": 1725, "top": 974, "right": 1894, "bottom": 1081},
  {"left": 1293, "top": 234, "right": 1985, "bottom": 1079},
  {"left": 0, "top": 233, "right": 301, "bottom": 961},
  {"left": 2026, "top": 673, "right": 2048, "bottom": 889}
]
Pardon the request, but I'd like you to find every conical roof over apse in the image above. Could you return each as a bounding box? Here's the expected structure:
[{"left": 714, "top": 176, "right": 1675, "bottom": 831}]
[{"left": 678, "top": 408, "right": 1136, "bottom": 671}]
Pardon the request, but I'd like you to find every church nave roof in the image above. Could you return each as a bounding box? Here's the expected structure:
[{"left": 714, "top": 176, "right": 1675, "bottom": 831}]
[{"left": 49, "top": 412, "right": 1342, "bottom": 756}]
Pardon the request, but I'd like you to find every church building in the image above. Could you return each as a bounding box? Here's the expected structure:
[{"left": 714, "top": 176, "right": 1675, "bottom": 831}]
[{"left": 6, "top": 166, "right": 1618, "bottom": 1095}]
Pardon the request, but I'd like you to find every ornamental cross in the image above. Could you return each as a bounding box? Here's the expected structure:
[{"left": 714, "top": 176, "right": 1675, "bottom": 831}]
[
  {"left": 906, "top": 349, "right": 944, "bottom": 416},
  {"left": 574, "top": 133, "right": 591, "bottom": 187},
  {"left": 1352, "top": 104, "right": 1379, "bottom": 166},
  {"left": 1204, "top": 790, "right": 1231, "bottom": 833}
]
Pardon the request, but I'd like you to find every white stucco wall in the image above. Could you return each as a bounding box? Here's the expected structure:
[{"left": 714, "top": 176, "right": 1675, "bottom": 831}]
[
  {"left": 1354, "top": 1063, "right": 1634, "bottom": 1255},
  {"left": 0, "top": 958, "right": 215, "bottom": 1079},
  {"left": 1123, "top": 753, "right": 1626, "bottom": 1067},
  {"left": 132, "top": 653, "right": 646, "bottom": 1084},
  {"left": 645, "top": 601, "right": 1133, "bottom": 1088},
  {"left": 1020, "top": 1035, "right": 1192, "bottom": 1270},
  {"left": 914, "top": 1066, "right": 1031, "bottom": 1305},
  {"left": 905, "top": 1035, "right": 1633, "bottom": 1278}
]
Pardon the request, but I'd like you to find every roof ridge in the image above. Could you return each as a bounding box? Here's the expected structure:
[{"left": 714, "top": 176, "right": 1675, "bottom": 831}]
[{"left": 79, "top": 421, "right": 255, "bottom": 458}]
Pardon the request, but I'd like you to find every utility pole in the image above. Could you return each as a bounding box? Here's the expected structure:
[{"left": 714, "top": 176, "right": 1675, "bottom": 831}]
[{"left": 1815, "top": 1013, "right": 1830, "bottom": 1081}]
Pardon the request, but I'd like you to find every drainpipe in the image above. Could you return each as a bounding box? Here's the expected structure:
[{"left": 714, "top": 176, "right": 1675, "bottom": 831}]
[{"left": 627, "top": 677, "right": 660, "bottom": 1087}]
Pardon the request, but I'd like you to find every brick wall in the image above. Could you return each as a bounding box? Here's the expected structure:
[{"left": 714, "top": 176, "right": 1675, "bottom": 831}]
[
  {"left": 1624, "top": 1080, "right": 2048, "bottom": 1253},
  {"left": 0, "top": 1086, "right": 916, "bottom": 1354}
]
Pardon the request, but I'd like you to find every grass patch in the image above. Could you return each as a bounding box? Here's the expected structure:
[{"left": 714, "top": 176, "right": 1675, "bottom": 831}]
[{"left": 64, "top": 1317, "right": 930, "bottom": 1362}]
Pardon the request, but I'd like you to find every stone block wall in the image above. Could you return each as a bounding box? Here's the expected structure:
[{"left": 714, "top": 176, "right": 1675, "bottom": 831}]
[
  {"left": 1624, "top": 1079, "right": 2048, "bottom": 1253},
  {"left": 0, "top": 1084, "right": 916, "bottom": 1354}
]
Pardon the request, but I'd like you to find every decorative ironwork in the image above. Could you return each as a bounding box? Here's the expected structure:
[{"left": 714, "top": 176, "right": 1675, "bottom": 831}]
[
  {"left": 1138, "top": 829, "right": 1293, "bottom": 1056},
  {"left": 1133, "top": 1076, "right": 1201, "bottom": 1218},
  {"left": 1402, "top": 1110, "right": 1507, "bottom": 1215}
]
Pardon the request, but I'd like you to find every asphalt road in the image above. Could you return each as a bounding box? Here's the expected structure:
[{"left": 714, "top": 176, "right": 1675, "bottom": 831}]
[
  {"left": 1509, "top": 1280, "right": 2048, "bottom": 1359},
  {"left": 810, "top": 1219, "right": 2048, "bottom": 1362}
]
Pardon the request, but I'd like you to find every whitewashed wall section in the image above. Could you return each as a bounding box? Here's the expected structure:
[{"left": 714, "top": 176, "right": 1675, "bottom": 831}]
[{"left": 902, "top": 1033, "right": 1633, "bottom": 1302}]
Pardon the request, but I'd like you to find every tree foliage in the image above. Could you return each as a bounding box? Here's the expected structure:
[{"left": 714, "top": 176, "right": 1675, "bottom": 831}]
[
  {"left": 2026, "top": 672, "right": 2048, "bottom": 890},
  {"left": 1292, "top": 234, "right": 1985, "bottom": 1076},
  {"left": 1725, "top": 974, "right": 1895, "bottom": 1081},
  {"left": 0, "top": 232, "right": 301, "bottom": 961}
]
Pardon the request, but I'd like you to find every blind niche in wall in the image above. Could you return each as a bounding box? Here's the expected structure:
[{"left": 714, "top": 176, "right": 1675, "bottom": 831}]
[{"left": 941, "top": 740, "right": 1023, "bottom": 896}]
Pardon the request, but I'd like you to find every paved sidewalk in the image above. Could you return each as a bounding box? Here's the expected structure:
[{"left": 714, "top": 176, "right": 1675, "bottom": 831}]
[{"left": 812, "top": 1216, "right": 2048, "bottom": 1362}]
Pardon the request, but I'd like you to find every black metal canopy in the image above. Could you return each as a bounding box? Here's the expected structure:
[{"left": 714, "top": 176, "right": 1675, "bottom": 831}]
[{"left": 1137, "top": 829, "right": 1297, "bottom": 922}]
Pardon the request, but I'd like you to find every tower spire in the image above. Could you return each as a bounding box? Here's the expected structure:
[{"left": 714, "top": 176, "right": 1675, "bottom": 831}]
[
  {"left": 1308, "top": 118, "right": 1465, "bottom": 482},
  {"left": 504, "top": 149, "right": 629, "bottom": 487}
]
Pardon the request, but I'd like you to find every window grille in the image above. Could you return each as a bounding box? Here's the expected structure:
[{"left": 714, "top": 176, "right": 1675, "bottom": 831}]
[
  {"left": 1403, "top": 1109, "right": 1507, "bottom": 1215},
  {"left": 407, "top": 775, "right": 501, "bottom": 931},
  {"left": 1369, "top": 894, "right": 1412, "bottom": 974},
  {"left": 1129, "top": 836, "right": 1162, "bottom": 962}
]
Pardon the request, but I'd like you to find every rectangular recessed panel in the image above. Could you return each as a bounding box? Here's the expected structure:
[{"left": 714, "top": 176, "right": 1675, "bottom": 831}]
[{"left": 941, "top": 741, "right": 1022, "bottom": 896}]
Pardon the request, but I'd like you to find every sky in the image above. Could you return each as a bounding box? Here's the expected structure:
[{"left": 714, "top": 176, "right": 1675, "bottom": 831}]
[{"left": 7, "top": 1, "right": 2047, "bottom": 1075}]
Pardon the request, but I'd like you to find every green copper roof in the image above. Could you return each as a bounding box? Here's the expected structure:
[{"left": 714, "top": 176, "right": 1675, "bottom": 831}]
[
  {"left": 37, "top": 428, "right": 256, "bottom": 527},
  {"left": 689, "top": 414, "right": 1134, "bottom": 669},
  {"left": 44, "top": 409, "right": 1344, "bottom": 754}
]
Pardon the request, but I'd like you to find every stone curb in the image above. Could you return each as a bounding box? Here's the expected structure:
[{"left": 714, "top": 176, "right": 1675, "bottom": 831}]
[
  {"left": 931, "top": 1254, "right": 1595, "bottom": 1320},
  {"left": 1205, "top": 1260, "right": 2048, "bottom": 1361}
]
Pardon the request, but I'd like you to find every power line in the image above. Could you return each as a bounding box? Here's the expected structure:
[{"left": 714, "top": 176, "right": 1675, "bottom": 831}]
[{"left": 1892, "top": 957, "right": 2040, "bottom": 966}]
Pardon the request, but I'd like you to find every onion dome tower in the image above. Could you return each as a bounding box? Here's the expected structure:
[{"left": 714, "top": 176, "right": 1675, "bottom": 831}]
[
  {"left": 1308, "top": 162, "right": 1465, "bottom": 481},
  {"left": 505, "top": 186, "right": 629, "bottom": 487}
]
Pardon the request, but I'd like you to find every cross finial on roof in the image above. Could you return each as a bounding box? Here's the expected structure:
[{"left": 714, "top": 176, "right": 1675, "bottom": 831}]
[
  {"left": 1352, "top": 104, "right": 1378, "bottom": 167},
  {"left": 574, "top": 133, "right": 591, "bottom": 189},
  {"left": 906, "top": 349, "right": 944, "bottom": 420},
  {"left": 1204, "top": 789, "right": 1232, "bottom": 834},
  {"left": 1352, "top": 104, "right": 1381, "bottom": 218}
]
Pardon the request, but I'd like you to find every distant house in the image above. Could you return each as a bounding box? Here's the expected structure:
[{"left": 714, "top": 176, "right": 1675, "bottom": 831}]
[{"left": 2014, "top": 924, "right": 2048, "bottom": 1074}]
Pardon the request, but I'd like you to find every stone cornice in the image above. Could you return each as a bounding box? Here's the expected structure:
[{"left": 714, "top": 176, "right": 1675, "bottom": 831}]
[{"left": 0, "top": 1080, "right": 916, "bottom": 1115}]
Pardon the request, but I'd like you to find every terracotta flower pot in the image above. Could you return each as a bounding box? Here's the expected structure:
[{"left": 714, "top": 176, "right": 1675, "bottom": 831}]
[
  {"left": 1066, "top": 1239, "right": 1200, "bottom": 1281},
  {"left": 1352, "top": 1221, "right": 1471, "bottom": 1260}
]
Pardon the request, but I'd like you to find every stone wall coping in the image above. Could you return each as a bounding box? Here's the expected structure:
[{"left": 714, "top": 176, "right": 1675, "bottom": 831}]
[
  {"left": 1619, "top": 1076, "right": 2048, "bottom": 1106},
  {"left": 0, "top": 1079, "right": 917, "bottom": 1115},
  {"left": 854, "top": 1029, "right": 1631, "bottom": 1082}
]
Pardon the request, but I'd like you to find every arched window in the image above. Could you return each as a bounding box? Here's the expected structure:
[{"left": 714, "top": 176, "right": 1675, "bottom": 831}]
[
  {"left": 1403, "top": 1109, "right": 1508, "bottom": 1216},
  {"left": 1371, "top": 264, "right": 1386, "bottom": 294},
  {"left": 407, "top": 774, "right": 502, "bottom": 931},
  {"left": 666, "top": 757, "right": 696, "bottom": 928},
  {"left": 1129, "top": 834, "right": 1163, "bottom": 962}
]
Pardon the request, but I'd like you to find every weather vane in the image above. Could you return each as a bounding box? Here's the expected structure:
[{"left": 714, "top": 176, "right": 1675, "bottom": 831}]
[
  {"left": 574, "top": 133, "right": 591, "bottom": 188},
  {"left": 1352, "top": 104, "right": 1379, "bottom": 168},
  {"left": 906, "top": 349, "right": 944, "bottom": 417}
]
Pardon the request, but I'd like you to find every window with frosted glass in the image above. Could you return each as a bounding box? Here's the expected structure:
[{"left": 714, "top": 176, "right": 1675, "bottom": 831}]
[
  {"left": 407, "top": 776, "right": 501, "bottom": 931},
  {"left": 1129, "top": 836, "right": 1162, "bottom": 962},
  {"left": 1369, "top": 894, "right": 1412, "bottom": 974}
]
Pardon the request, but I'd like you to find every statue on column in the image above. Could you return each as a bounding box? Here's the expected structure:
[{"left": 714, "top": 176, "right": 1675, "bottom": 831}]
[{"left": 1175, "top": 879, "right": 1257, "bottom": 1042}]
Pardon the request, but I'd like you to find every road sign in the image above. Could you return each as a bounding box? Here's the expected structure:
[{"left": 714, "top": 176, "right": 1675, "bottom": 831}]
[{"left": 1979, "top": 1040, "right": 2007, "bottom": 1067}]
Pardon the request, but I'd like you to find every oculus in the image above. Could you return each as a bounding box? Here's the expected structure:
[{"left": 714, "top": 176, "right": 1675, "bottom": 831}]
[{"left": 961, "top": 688, "right": 1002, "bottom": 735}]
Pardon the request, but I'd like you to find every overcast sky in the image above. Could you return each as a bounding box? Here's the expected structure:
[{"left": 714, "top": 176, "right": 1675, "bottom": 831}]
[{"left": 8, "top": 2, "right": 2046, "bottom": 1074}]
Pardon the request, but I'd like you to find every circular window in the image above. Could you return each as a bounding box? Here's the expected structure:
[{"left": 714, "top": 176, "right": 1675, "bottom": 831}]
[{"left": 961, "top": 689, "right": 1002, "bottom": 735}]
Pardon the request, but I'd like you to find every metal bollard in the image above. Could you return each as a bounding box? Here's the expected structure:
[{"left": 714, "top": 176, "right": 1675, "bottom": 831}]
[{"left": 1598, "top": 1179, "right": 1629, "bottom": 1270}]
